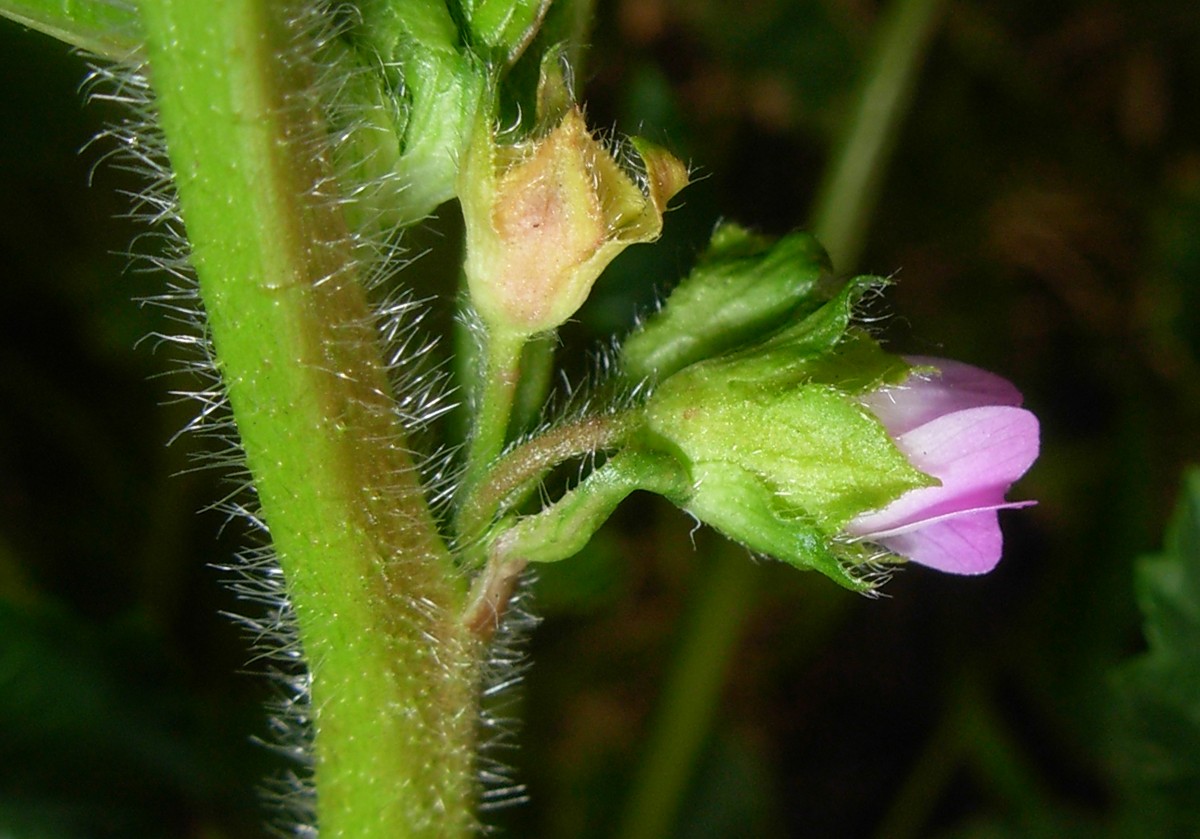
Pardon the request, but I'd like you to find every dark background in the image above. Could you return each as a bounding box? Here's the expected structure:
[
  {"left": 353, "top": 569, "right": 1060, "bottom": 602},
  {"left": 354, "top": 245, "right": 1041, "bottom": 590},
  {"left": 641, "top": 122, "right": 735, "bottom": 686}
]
[{"left": 2, "top": 0, "right": 1199, "bottom": 836}]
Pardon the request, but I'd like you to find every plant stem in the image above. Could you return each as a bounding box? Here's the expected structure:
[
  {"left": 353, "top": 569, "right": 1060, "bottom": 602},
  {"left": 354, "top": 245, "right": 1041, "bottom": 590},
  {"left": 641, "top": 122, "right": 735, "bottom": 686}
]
[
  {"left": 138, "top": 2, "right": 477, "bottom": 836},
  {"left": 614, "top": 0, "right": 948, "bottom": 835},
  {"left": 510, "top": 333, "right": 558, "bottom": 434},
  {"left": 458, "top": 408, "right": 640, "bottom": 552},
  {"left": 462, "top": 326, "right": 526, "bottom": 501},
  {"left": 463, "top": 449, "right": 690, "bottom": 638}
]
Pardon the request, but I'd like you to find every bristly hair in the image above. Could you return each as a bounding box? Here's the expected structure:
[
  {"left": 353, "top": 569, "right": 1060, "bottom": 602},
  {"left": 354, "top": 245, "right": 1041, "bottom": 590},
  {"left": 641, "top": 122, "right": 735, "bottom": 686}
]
[
  {"left": 79, "top": 0, "right": 505, "bottom": 833},
  {"left": 475, "top": 570, "right": 538, "bottom": 818},
  {"left": 83, "top": 44, "right": 322, "bottom": 836}
]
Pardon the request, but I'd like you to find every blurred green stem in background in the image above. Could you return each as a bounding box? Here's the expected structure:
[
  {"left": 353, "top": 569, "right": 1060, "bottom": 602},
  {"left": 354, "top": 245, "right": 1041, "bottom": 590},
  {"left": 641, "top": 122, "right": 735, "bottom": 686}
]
[
  {"left": 616, "top": 0, "right": 948, "bottom": 835},
  {"left": 811, "top": 0, "right": 947, "bottom": 272},
  {"left": 615, "top": 541, "right": 757, "bottom": 839},
  {"left": 871, "top": 670, "right": 1054, "bottom": 839}
]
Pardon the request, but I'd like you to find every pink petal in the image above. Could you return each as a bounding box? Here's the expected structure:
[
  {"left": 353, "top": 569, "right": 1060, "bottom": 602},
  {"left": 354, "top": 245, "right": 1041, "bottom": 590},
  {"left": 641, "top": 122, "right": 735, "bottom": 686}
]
[
  {"left": 848, "top": 406, "right": 1039, "bottom": 537},
  {"left": 858, "top": 499, "right": 1036, "bottom": 540},
  {"left": 863, "top": 357, "right": 1024, "bottom": 436},
  {"left": 873, "top": 509, "right": 1007, "bottom": 574}
]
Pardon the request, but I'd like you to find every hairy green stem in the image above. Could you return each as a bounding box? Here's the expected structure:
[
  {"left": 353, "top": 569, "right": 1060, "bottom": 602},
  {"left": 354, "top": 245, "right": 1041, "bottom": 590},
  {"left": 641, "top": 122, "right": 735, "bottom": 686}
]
[
  {"left": 458, "top": 408, "right": 640, "bottom": 553},
  {"left": 491, "top": 449, "right": 688, "bottom": 565},
  {"left": 510, "top": 333, "right": 558, "bottom": 435},
  {"left": 463, "top": 449, "right": 689, "bottom": 638},
  {"left": 462, "top": 327, "right": 526, "bottom": 503},
  {"left": 138, "top": 2, "right": 477, "bottom": 835},
  {"left": 616, "top": 0, "right": 948, "bottom": 834}
]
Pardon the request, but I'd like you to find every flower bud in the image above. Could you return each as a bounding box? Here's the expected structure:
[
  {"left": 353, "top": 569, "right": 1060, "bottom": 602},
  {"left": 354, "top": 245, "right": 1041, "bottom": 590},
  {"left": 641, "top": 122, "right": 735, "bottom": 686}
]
[
  {"left": 636, "top": 279, "right": 917, "bottom": 587},
  {"left": 459, "top": 104, "right": 688, "bottom": 339},
  {"left": 639, "top": 277, "right": 1039, "bottom": 588}
]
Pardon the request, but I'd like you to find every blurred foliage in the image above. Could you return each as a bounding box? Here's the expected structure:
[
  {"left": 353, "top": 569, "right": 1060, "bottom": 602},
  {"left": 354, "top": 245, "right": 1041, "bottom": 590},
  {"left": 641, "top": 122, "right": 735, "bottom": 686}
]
[
  {"left": 2, "top": 0, "right": 1199, "bottom": 836},
  {"left": 1110, "top": 469, "right": 1200, "bottom": 838}
]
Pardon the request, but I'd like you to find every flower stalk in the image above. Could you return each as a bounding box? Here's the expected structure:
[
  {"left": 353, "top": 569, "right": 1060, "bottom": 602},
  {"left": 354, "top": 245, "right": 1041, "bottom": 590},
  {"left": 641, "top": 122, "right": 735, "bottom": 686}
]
[
  {"left": 458, "top": 408, "right": 642, "bottom": 554},
  {"left": 461, "top": 325, "right": 527, "bottom": 502}
]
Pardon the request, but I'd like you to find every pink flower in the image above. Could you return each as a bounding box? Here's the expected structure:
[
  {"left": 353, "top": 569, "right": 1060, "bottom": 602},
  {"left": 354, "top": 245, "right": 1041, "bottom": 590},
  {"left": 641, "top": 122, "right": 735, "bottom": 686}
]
[{"left": 845, "top": 357, "right": 1039, "bottom": 575}]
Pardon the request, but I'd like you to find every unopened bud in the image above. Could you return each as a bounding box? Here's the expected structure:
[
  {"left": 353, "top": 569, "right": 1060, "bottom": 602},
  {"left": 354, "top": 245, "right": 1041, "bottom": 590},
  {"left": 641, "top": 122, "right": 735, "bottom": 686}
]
[
  {"left": 645, "top": 328, "right": 930, "bottom": 544},
  {"left": 459, "top": 105, "right": 687, "bottom": 339},
  {"left": 638, "top": 272, "right": 1039, "bottom": 586}
]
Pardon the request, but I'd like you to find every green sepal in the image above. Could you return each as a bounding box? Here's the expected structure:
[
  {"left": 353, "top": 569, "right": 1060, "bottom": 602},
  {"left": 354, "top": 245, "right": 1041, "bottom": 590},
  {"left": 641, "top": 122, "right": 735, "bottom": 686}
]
[
  {"left": 633, "top": 278, "right": 932, "bottom": 587},
  {"left": 459, "top": 95, "right": 687, "bottom": 339},
  {"left": 643, "top": 333, "right": 928, "bottom": 535},
  {"left": 621, "top": 223, "right": 835, "bottom": 382},
  {"left": 461, "top": 0, "right": 552, "bottom": 65},
  {"left": 392, "top": 57, "right": 487, "bottom": 219},
  {"left": 348, "top": 0, "right": 489, "bottom": 222},
  {"left": 649, "top": 275, "right": 904, "bottom": 402},
  {"left": 683, "top": 462, "right": 873, "bottom": 591},
  {"left": 534, "top": 45, "right": 573, "bottom": 129},
  {"left": 317, "top": 47, "right": 408, "bottom": 235},
  {"left": 744, "top": 273, "right": 883, "bottom": 370}
]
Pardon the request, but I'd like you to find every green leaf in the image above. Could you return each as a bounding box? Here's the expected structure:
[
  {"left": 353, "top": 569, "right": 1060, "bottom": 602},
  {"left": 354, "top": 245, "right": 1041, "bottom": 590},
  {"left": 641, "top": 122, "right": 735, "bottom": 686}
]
[
  {"left": 0, "top": 0, "right": 139, "bottom": 59},
  {"left": 1111, "top": 469, "right": 1200, "bottom": 835}
]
